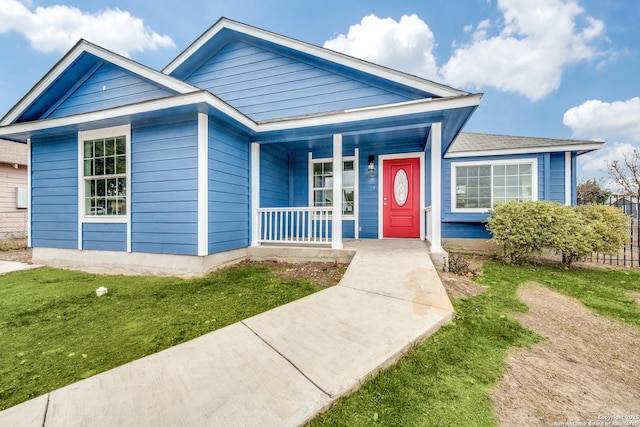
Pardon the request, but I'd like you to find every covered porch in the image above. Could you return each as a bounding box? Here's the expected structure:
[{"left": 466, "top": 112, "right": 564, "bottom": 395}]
[{"left": 249, "top": 119, "right": 446, "bottom": 252}]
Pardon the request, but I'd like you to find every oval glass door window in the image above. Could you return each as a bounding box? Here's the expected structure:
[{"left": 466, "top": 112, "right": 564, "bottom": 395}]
[{"left": 394, "top": 169, "right": 409, "bottom": 206}]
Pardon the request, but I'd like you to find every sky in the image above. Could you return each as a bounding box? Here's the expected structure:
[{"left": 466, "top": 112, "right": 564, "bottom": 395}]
[{"left": 0, "top": 0, "right": 638, "bottom": 187}]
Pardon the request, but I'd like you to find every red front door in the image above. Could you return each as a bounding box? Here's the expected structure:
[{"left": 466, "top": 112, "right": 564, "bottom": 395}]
[{"left": 383, "top": 157, "right": 421, "bottom": 238}]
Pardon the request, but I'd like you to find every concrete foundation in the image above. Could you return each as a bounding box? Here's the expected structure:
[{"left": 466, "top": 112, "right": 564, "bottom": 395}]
[
  {"left": 32, "top": 247, "right": 249, "bottom": 277},
  {"left": 442, "top": 237, "right": 499, "bottom": 255},
  {"left": 248, "top": 245, "right": 355, "bottom": 264},
  {"left": 428, "top": 249, "right": 449, "bottom": 271},
  {"left": 33, "top": 244, "right": 357, "bottom": 277}
]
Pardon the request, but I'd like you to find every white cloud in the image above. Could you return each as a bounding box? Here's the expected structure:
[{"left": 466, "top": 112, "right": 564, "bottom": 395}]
[
  {"left": 0, "top": 1, "right": 174, "bottom": 57},
  {"left": 567, "top": 98, "right": 640, "bottom": 185},
  {"left": 563, "top": 98, "right": 640, "bottom": 143},
  {"left": 323, "top": 14, "right": 438, "bottom": 80},
  {"left": 439, "top": 0, "right": 607, "bottom": 100},
  {"left": 471, "top": 19, "right": 491, "bottom": 41},
  {"left": 580, "top": 141, "right": 636, "bottom": 173}
]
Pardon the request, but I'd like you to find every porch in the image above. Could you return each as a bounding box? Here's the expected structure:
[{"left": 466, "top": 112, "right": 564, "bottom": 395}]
[{"left": 249, "top": 123, "right": 446, "bottom": 253}]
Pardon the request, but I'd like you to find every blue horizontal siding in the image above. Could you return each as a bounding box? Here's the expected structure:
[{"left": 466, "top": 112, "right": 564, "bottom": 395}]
[
  {"left": 185, "top": 40, "right": 412, "bottom": 121},
  {"left": 131, "top": 118, "right": 198, "bottom": 255},
  {"left": 442, "top": 222, "right": 491, "bottom": 239},
  {"left": 30, "top": 133, "right": 78, "bottom": 249},
  {"left": 208, "top": 121, "right": 250, "bottom": 254},
  {"left": 260, "top": 144, "right": 290, "bottom": 207},
  {"left": 48, "top": 62, "right": 174, "bottom": 119},
  {"left": 83, "top": 223, "right": 126, "bottom": 251},
  {"left": 291, "top": 153, "right": 308, "bottom": 207},
  {"left": 549, "top": 152, "right": 566, "bottom": 203}
]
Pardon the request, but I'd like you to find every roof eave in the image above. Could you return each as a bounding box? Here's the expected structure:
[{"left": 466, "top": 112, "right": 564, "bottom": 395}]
[
  {"left": 0, "top": 91, "right": 256, "bottom": 141},
  {"left": 1, "top": 40, "right": 199, "bottom": 127},
  {"left": 444, "top": 141, "right": 605, "bottom": 158},
  {"left": 0, "top": 92, "right": 482, "bottom": 143},
  {"left": 257, "top": 93, "right": 482, "bottom": 133}
]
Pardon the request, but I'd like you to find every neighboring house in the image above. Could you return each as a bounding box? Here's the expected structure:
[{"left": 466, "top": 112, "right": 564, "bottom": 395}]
[
  {"left": 0, "top": 18, "right": 603, "bottom": 273},
  {"left": 610, "top": 196, "right": 639, "bottom": 217},
  {"left": 0, "top": 139, "right": 28, "bottom": 239}
]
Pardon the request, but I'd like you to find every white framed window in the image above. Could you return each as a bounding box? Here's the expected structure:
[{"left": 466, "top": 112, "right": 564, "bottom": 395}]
[
  {"left": 309, "top": 156, "right": 356, "bottom": 217},
  {"left": 451, "top": 158, "right": 537, "bottom": 212},
  {"left": 79, "top": 125, "right": 130, "bottom": 221}
]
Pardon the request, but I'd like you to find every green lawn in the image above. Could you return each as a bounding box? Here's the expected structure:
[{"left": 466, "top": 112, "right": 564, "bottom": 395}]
[
  {"left": 309, "top": 262, "right": 640, "bottom": 427},
  {"left": 0, "top": 264, "right": 323, "bottom": 411}
]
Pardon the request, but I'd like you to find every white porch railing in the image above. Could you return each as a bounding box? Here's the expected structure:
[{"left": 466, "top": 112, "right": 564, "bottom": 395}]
[{"left": 257, "top": 207, "right": 333, "bottom": 245}]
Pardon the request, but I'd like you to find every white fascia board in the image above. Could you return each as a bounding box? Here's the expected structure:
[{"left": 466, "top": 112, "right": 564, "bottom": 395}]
[
  {"left": 444, "top": 142, "right": 604, "bottom": 159},
  {"left": 0, "top": 92, "right": 480, "bottom": 140},
  {"left": 0, "top": 91, "right": 257, "bottom": 137},
  {"left": 163, "top": 18, "right": 467, "bottom": 98},
  {"left": 163, "top": 19, "right": 229, "bottom": 74},
  {"left": 1, "top": 41, "right": 198, "bottom": 127},
  {"left": 1, "top": 41, "right": 87, "bottom": 126},
  {"left": 82, "top": 43, "right": 198, "bottom": 94},
  {"left": 258, "top": 94, "right": 482, "bottom": 133}
]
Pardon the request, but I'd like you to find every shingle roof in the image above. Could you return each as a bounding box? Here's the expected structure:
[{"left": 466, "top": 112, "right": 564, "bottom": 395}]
[
  {"left": 446, "top": 132, "right": 603, "bottom": 157},
  {"left": 0, "top": 139, "right": 27, "bottom": 165}
]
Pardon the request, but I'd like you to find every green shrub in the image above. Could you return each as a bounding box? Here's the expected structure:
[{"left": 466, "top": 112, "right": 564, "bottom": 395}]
[
  {"left": 486, "top": 201, "right": 559, "bottom": 263},
  {"left": 486, "top": 201, "right": 628, "bottom": 265},
  {"left": 577, "top": 204, "right": 629, "bottom": 255},
  {"left": 546, "top": 204, "right": 593, "bottom": 265}
]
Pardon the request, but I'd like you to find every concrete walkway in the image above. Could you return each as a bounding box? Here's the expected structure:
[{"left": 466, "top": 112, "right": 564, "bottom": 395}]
[
  {"left": 0, "top": 240, "right": 453, "bottom": 427},
  {"left": 0, "top": 260, "right": 40, "bottom": 275}
]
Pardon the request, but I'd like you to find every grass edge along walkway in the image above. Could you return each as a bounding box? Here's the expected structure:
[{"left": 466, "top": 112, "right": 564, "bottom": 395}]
[
  {"left": 0, "top": 264, "right": 324, "bottom": 411},
  {"left": 309, "top": 262, "right": 640, "bottom": 427}
]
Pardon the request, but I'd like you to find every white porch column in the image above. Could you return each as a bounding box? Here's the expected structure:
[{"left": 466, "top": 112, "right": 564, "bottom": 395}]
[
  {"left": 332, "top": 134, "right": 343, "bottom": 249},
  {"left": 26, "top": 137, "right": 32, "bottom": 248},
  {"left": 251, "top": 142, "right": 260, "bottom": 246},
  {"left": 430, "top": 122, "right": 443, "bottom": 252},
  {"left": 197, "top": 113, "right": 209, "bottom": 256},
  {"left": 565, "top": 152, "right": 572, "bottom": 206}
]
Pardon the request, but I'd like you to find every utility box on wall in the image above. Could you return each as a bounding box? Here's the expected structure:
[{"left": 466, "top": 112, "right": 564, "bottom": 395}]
[{"left": 16, "top": 187, "right": 28, "bottom": 209}]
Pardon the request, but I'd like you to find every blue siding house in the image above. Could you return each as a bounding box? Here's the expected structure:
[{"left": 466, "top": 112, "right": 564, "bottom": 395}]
[{"left": 0, "top": 18, "right": 603, "bottom": 274}]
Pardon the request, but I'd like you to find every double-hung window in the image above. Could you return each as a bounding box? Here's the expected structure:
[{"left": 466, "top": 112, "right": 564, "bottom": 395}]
[
  {"left": 452, "top": 159, "right": 537, "bottom": 212},
  {"left": 311, "top": 157, "right": 356, "bottom": 216},
  {"left": 80, "top": 125, "right": 129, "bottom": 218}
]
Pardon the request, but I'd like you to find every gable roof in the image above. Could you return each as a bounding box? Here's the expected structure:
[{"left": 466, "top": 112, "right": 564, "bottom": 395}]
[
  {"left": 0, "top": 139, "right": 27, "bottom": 165},
  {"left": 445, "top": 132, "right": 604, "bottom": 158},
  {"left": 0, "top": 18, "right": 481, "bottom": 152},
  {"left": 163, "top": 17, "right": 468, "bottom": 99},
  {"left": 1, "top": 40, "right": 199, "bottom": 126}
]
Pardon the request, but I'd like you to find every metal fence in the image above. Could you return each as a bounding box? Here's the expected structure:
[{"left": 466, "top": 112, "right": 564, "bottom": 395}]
[
  {"left": 580, "top": 196, "right": 640, "bottom": 268},
  {"left": 0, "top": 210, "right": 28, "bottom": 240}
]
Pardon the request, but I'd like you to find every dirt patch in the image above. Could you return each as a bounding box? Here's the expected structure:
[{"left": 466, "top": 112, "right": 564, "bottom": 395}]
[
  {"left": 248, "top": 260, "right": 347, "bottom": 288},
  {"left": 628, "top": 291, "right": 640, "bottom": 307},
  {"left": 438, "top": 270, "right": 485, "bottom": 299},
  {"left": 0, "top": 247, "right": 32, "bottom": 263},
  {"left": 492, "top": 283, "right": 640, "bottom": 426}
]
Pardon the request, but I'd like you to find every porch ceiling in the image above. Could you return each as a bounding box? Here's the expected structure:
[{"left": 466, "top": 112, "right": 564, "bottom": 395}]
[
  {"left": 252, "top": 102, "right": 477, "bottom": 156},
  {"left": 268, "top": 123, "right": 432, "bottom": 153}
]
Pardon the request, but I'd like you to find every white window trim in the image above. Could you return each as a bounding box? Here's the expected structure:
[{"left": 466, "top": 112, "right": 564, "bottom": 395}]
[
  {"left": 308, "top": 153, "right": 357, "bottom": 219},
  {"left": 451, "top": 158, "right": 538, "bottom": 213},
  {"left": 77, "top": 124, "right": 131, "bottom": 250},
  {"left": 78, "top": 124, "right": 131, "bottom": 223}
]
